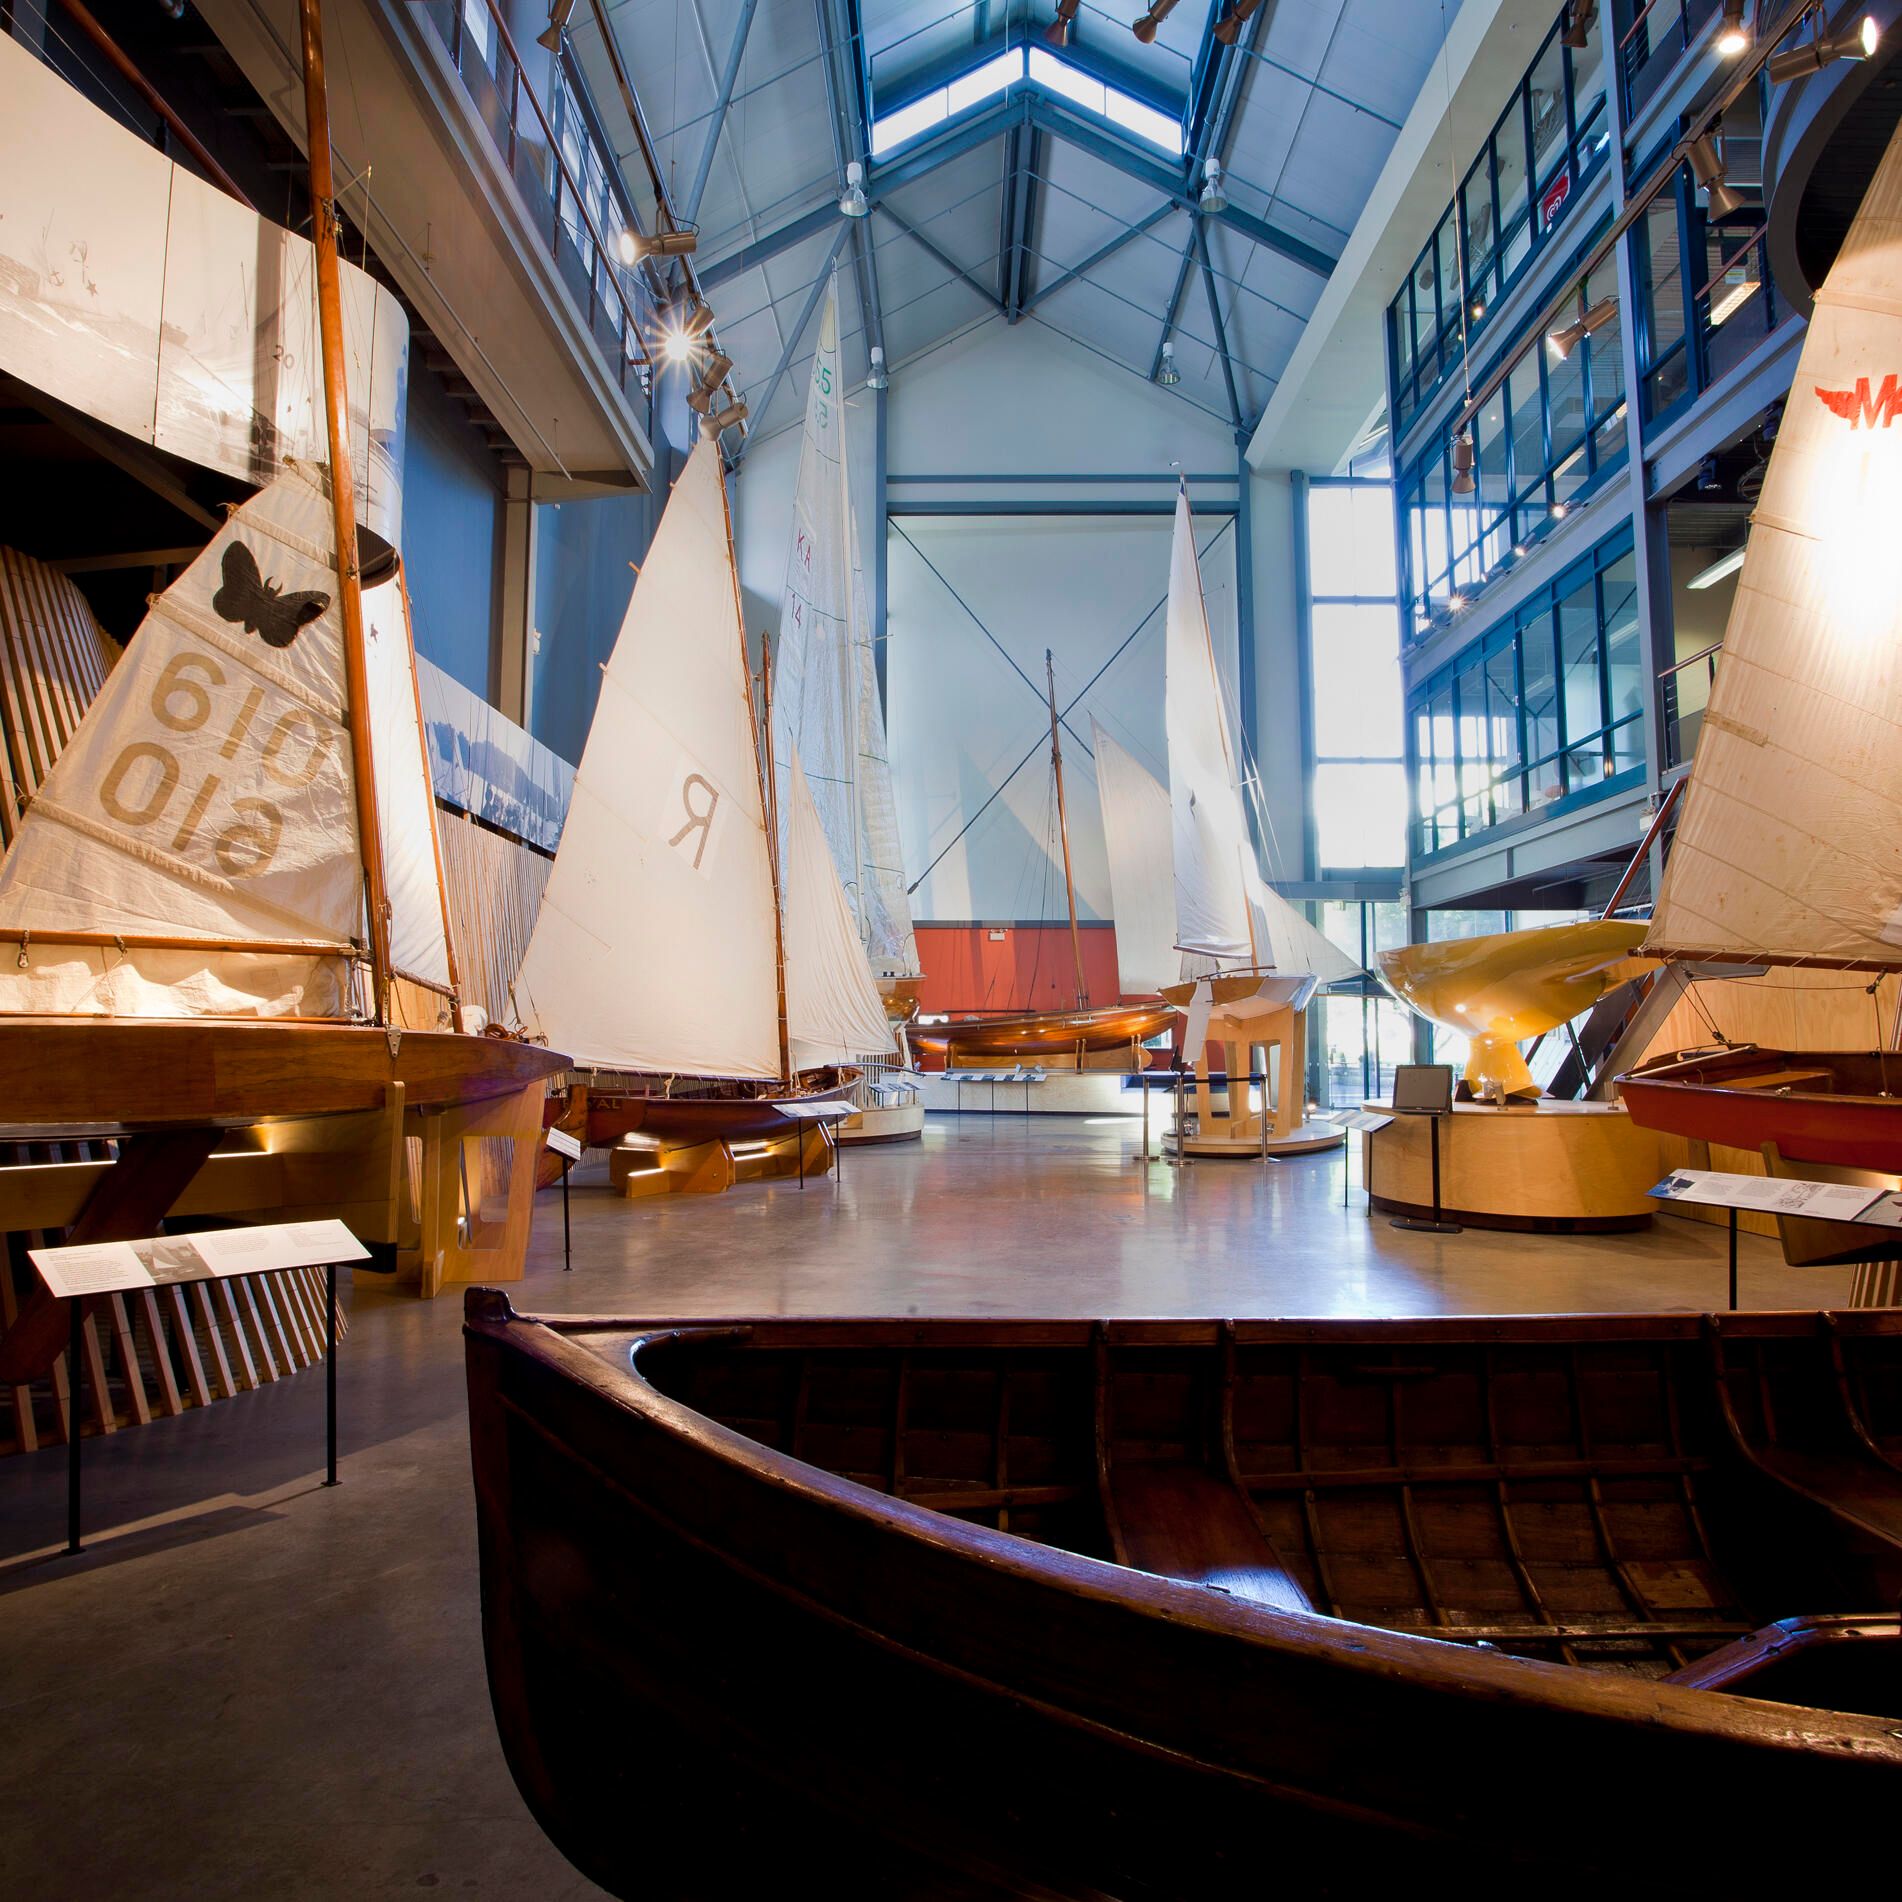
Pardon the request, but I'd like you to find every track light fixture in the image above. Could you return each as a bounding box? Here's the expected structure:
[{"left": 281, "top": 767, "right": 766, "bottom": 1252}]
[
  {"left": 617, "top": 225, "right": 698, "bottom": 267},
  {"left": 1157, "top": 340, "right": 1181, "bottom": 386},
  {"left": 1132, "top": 0, "right": 1182, "bottom": 46},
  {"left": 1451, "top": 428, "right": 1476, "bottom": 497},
  {"left": 1045, "top": 0, "right": 1080, "bottom": 49},
  {"left": 1212, "top": 0, "right": 1265, "bottom": 46},
  {"left": 536, "top": 0, "right": 574, "bottom": 53},
  {"left": 1686, "top": 132, "right": 1746, "bottom": 219},
  {"left": 1546, "top": 294, "right": 1618, "bottom": 359},
  {"left": 686, "top": 349, "right": 735, "bottom": 414},
  {"left": 704, "top": 398, "right": 748, "bottom": 436},
  {"left": 1559, "top": 0, "right": 1597, "bottom": 49},
  {"left": 1715, "top": 0, "right": 1750, "bottom": 57},
  {"left": 1768, "top": 11, "right": 1879, "bottom": 79},
  {"left": 1199, "top": 158, "right": 1228, "bottom": 216},
  {"left": 867, "top": 346, "right": 890, "bottom": 391},
  {"left": 838, "top": 161, "right": 870, "bottom": 218}
]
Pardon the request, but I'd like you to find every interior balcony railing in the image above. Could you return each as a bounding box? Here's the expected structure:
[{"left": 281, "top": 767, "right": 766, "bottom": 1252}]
[
  {"left": 416, "top": 0, "right": 653, "bottom": 403},
  {"left": 1618, "top": 0, "right": 1722, "bottom": 121},
  {"left": 1661, "top": 637, "right": 1721, "bottom": 769}
]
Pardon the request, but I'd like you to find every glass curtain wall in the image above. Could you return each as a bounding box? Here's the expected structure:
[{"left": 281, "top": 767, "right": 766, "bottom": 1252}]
[
  {"left": 1397, "top": 245, "right": 1627, "bottom": 637},
  {"left": 1411, "top": 525, "right": 1642, "bottom": 859},
  {"left": 1319, "top": 902, "right": 1412, "bottom": 1105},
  {"left": 1389, "top": 5, "right": 1611, "bottom": 434},
  {"left": 1306, "top": 480, "right": 1407, "bottom": 869}
]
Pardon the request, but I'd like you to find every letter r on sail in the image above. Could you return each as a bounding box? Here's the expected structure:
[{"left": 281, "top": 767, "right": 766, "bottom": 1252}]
[{"left": 668, "top": 772, "right": 720, "bottom": 873}]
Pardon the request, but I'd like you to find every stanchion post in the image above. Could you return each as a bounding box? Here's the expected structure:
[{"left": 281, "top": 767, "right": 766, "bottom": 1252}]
[
  {"left": 561, "top": 1161, "right": 572, "bottom": 1271},
  {"left": 1729, "top": 1208, "right": 1738, "bottom": 1312},
  {"left": 324, "top": 1262, "right": 338, "bottom": 1487},
  {"left": 66, "top": 1298, "right": 83, "bottom": 1555}
]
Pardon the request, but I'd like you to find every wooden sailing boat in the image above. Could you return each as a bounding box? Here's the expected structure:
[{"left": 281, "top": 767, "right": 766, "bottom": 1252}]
[
  {"left": 908, "top": 650, "right": 1178, "bottom": 1068},
  {"left": 467, "top": 1294, "right": 1902, "bottom": 1896},
  {"left": 771, "top": 286, "right": 925, "bottom": 1140},
  {"left": 0, "top": 0, "right": 564, "bottom": 1371},
  {"left": 1618, "top": 110, "right": 1902, "bottom": 1171},
  {"left": 513, "top": 434, "right": 893, "bottom": 1173}
]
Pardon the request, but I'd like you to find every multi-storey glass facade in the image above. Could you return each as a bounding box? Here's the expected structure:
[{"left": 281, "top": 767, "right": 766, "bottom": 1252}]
[
  {"left": 1388, "top": 7, "right": 1611, "bottom": 434},
  {"left": 1410, "top": 525, "right": 1643, "bottom": 859},
  {"left": 1397, "top": 243, "right": 1627, "bottom": 636}
]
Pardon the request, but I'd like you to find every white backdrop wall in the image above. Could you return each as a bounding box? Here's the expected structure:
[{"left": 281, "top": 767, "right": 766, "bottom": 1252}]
[{"left": 733, "top": 317, "right": 1308, "bottom": 926}]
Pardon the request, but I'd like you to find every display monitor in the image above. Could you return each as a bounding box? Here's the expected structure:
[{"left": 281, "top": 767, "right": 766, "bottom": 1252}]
[{"left": 1391, "top": 1063, "right": 1454, "bottom": 1116}]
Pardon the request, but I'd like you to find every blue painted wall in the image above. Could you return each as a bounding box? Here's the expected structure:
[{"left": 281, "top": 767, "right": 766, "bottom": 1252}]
[{"left": 402, "top": 370, "right": 501, "bottom": 700}]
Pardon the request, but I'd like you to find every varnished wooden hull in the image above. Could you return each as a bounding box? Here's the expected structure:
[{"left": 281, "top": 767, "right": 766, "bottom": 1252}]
[
  {"left": 1619, "top": 1045, "right": 1902, "bottom": 1171},
  {"left": 0, "top": 1018, "right": 567, "bottom": 1141},
  {"left": 909, "top": 1003, "right": 1176, "bottom": 1060},
  {"left": 465, "top": 1299, "right": 1902, "bottom": 1898}
]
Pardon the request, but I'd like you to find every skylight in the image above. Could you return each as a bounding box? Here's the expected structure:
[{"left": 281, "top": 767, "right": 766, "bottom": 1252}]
[{"left": 868, "top": 45, "right": 1185, "bottom": 159}]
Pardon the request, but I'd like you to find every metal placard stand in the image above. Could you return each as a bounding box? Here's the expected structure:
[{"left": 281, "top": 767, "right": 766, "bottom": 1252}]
[
  {"left": 546, "top": 1125, "right": 583, "bottom": 1269},
  {"left": 30, "top": 1219, "right": 368, "bottom": 1554},
  {"left": 1386, "top": 1063, "right": 1462, "bottom": 1235}
]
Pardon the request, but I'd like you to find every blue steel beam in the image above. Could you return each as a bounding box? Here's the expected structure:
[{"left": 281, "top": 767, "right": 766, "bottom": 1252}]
[
  {"left": 743, "top": 221, "right": 853, "bottom": 449},
  {"left": 679, "top": 0, "right": 762, "bottom": 228},
  {"left": 1023, "top": 201, "right": 1176, "bottom": 315},
  {"left": 874, "top": 204, "right": 1005, "bottom": 312}
]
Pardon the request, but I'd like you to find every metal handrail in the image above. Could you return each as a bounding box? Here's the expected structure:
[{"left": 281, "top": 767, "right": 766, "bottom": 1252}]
[
  {"left": 436, "top": 0, "right": 650, "bottom": 370},
  {"left": 1661, "top": 638, "right": 1724, "bottom": 678}
]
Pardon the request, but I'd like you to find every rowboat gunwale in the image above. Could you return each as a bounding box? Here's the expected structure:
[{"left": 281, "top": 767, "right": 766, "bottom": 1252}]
[{"left": 467, "top": 1295, "right": 1902, "bottom": 1760}]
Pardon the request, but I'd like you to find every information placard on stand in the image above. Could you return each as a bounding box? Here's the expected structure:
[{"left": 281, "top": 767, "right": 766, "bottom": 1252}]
[
  {"left": 1385, "top": 1065, "right": 1460, "bottom": 1234},
  {"left": 545, "top": 1127, "right": 583, "bottom": 1269},
  {"left": 30, "top": 1219, "right": 367, "bottom": 1554}
]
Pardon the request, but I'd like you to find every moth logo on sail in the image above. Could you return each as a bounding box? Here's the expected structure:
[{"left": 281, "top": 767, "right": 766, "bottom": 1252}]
[
  {"left": 212, "top": 543, "right": 331, "bottom": 648},
  {"left": 1814, "top": 375, "right": 1902, "bottom": 429}
]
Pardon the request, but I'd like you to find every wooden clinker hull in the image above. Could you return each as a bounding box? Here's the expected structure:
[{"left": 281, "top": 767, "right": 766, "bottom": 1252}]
[
  {"left": 0, "top": 1017, "right": 567, "bottom": 1142},
  {"left": 1618, "top": 1046, "right": 1902, "bottom": 1172},
  {"left": 464, "top": 1300, "right": 1902, "bottom": 1898},
  {"left": 909, "top": 1003, "right": 1176, "bottom": 1060}
]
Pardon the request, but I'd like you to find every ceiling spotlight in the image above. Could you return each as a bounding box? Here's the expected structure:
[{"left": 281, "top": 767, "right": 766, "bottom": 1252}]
[
  {"left": 1447, "top": 593, "right": 1467, "bottom": 612},
  {"left": 1550, "top": 501, "right": 1569, "bottom": 520},
  {"left": 839, "top": 161, "right": 870, "bottom": 218},
  {"left": 1715, "top": 0, "right": 1749, "bottom": 57},
  {"left": 867, "top": 346, "right": 890, "bottom": 391},
  {"left": 1199, "top": 158, "right": 1229, "bottom": 216},
  {"left": 536, "top": 0, "right": 574, "bottom": 53},
  {"left": 686, "top": 348, "right": 735, "bottom": 412},
  {"left": 1132, "top": 0, "right": 1182, "bottom": 46},
  {"left": 704, "top": 398, "right": 749, "bottom": 436},
  {"left": 618, "top": 225, "right": 698, "bottom": 266},
  {"left": 1212, "top": 0, "right": 1265, "bottom": 46},
  {"left": 1547, "top": 293, "right": 1618, "bottom": 359},
  {"left": 1157, "top": 339, "right": 1181, "bottom": 386},
  {"left": 1559, "top": 0, "right": 1597, "bottom": 49},
  {"left": 1686, "top": 131, "right": 1746, "bottom": 218},
  {"left": 1451, "top": 428, "right": 1476, "bottom": 496},
  {"left": 1768, "top": 13, "right": 1878, "bottom": 80},
  {"left": 1045, "top": 0, "right": 1080, "bottom": 48},
  {"left": 660, "top": 325, "right": 697, "bottom": 366}
]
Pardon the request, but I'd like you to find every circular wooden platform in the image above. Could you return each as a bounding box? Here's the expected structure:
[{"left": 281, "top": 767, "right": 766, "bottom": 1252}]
[
  {"left": 1165, "top": 1120, "right": 1345, "bottom": 1159},
  {"left": 840, "top": 1103, "right": 924, "bottom": 1145}
]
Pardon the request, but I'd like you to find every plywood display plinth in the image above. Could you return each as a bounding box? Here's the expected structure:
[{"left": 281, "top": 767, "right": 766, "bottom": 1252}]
[
  {"left": 1363, "top": 1101, "right": 1660, "bottom": 1231},
  {"left": 1164, "top": 1001, "right": 1343, "bottom": 1160},
  {"left": 840, "top": 1102, "right": 924, "bottom": 1144}
]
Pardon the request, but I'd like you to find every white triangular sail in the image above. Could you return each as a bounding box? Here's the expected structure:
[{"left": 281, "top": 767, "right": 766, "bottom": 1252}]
[
  {"left": 773, "top": 284, "right": 919, "bottom": 982},
  {"left": 1091, "top": 719, "right": 1180, "bottom": 995},
  {"left": 1162, "top": 488, "right": 1359, "bottom": 986},
  {"left": 513, "top": 437, "right": 782, "bottom": 1077},
  {"left": 365, "top": 572, "right": 453, "bottom": 995},
  {"left": 784, "top": 747, "right": 896, "bottom": 1067},
  {"left": 1647, "top": 117, "right": 1902, "bottom": 968},
  {"left": 0, "top": 462, "right": 363, "bottom": 1018}
]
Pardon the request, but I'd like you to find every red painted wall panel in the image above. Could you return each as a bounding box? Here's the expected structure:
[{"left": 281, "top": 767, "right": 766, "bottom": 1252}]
[{"left": 913, "top": 922, "right": 1132, "bottom": 1016}]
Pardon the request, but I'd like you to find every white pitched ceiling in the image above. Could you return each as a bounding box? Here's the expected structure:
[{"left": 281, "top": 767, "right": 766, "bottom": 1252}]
[{"left": 570, "top": 0, "right": 1465, "bottom": 445}]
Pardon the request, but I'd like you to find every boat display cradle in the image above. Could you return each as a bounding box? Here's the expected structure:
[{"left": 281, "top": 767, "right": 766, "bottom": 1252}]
[
  {"left": 30, "top": 1218, "right": 367, "bottom": 1552},
  {"left": 1165, "top": 996, "right": 1345, "bottom": 1162}
]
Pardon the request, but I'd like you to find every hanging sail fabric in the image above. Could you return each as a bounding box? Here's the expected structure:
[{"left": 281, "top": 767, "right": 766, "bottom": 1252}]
[
  {"left": 0, "top": 461, "right": 363, "bottom": 1018},
  {"left": 1646, "top": 119, "right": 1902, "bottom": 970},
  {"left": 1090, "top": 719, "right": 1181, "bottom": 995},
  {"left": 513, "top": 437, "right": 783, "bottom": 1078},
  {"left": 364, "top": 570, "right": 454, "bottom": 996},
  {"left": 773, "top": 284, "right": 919, "bottom": 979},
  {"left": 1244, "top": 870, "right": 1362, "bottom": 986},
  {"left": 783, "top": 747, "right": 897, "bottom": 1068},
  {"left": 1164, "top": 488, "right": 1258, "bottom": 962}
]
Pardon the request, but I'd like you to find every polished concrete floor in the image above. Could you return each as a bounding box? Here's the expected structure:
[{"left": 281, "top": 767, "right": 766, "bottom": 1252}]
[{"left": 0, "top": 1115, "right": 1856, "bottom": 1898}]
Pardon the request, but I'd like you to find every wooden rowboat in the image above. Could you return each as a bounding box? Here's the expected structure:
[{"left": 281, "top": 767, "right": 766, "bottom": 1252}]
[
  {"left": 909, "top": 1002, "right": 1177, "bottom": 1065},
  {"left": 1618, "top": 1044, "right": 1902, "bottom": 1172},
  {"left": 465, "top": 1298, "right": 1902, "bottom": 1896}
]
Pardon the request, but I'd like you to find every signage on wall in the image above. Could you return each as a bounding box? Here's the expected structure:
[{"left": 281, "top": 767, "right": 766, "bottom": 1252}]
[{"left": 1539, "top": 168, "right": 1571, "bottom": 227}]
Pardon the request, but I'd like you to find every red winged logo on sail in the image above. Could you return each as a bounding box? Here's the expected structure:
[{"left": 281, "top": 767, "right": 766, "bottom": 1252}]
[{"left": 1813, "top": 374, "right": 1902, "bottom": 428}]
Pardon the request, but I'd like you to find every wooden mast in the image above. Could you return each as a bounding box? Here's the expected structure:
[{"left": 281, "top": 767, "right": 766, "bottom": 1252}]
[
  {"left": 1045, "top": 649, "right": 1088, "bottom": 1009},
  {"left": 297, "top": 0, "right": 393, "bottom": 1027},
  {"left": 719, "top": 444, "right": 793, "bottom": 1085}
]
